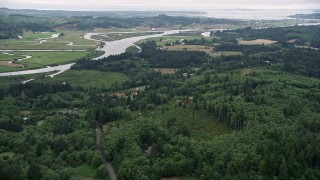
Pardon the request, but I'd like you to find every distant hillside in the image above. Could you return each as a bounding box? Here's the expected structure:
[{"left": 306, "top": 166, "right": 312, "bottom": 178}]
[
  {"left": 0, "top": 11, "right": 240, "bottom": 39},
  {"left": 289, "top": 13, "right": 320, "bottom": 19},
  {"left": 0, "top": 7, "right": 205, "bottom": 18}
]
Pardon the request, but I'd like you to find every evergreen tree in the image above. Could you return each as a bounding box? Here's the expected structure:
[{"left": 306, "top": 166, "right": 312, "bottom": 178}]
[
  {"left": 27, "top": 163, "right": 42, "bottom": 180},
  {"left": 279, "top": 156, "right": 289, "bottom": 180}
]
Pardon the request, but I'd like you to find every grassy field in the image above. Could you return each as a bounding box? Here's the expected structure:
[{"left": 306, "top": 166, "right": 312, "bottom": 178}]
[
  {"left": 152, "top": 68, "right": 178, "bottom": 74},
  {"left": 91, "top": 35, "right": 114, "bottom": 41},
  {"left": 0, "top": 53, "right": 24, "bottom": 61},
  {"left": 0, "top": 31, "right": 96, "bottom": 50},
  {"left": 165, "top": 31, "right": 203, "bottom": 37},
  {"left": 154, "top": 101, "right": 231, "bottom": 140},
  {"left": 93, "top": 27, "right": 151, "bottom": 33},
  {"left": 72, "top": 164, "right": 97, "bottom": 179},
  {"left": 0, "top": 51, "right": 89, "bottom": 72},
  {"left": 164, "top": 44, "right": 242, "bottom": 57},
  {"left": 136, "top": 35, "right": 207, "bottom": 46},
  {"left": 242, "top": 68, "right": 254, "bottom": 75},
  {"left": 0, "top": 61, "right": 23, "bottom": 68},
  {"left": 37, "top": 70, "right": 129, "bottom": 88},
  {"left": 18, "top": 51, "right": 88, "bottom": 68},
  {"left": 107, "top": 31, "right": 162, "bottom": 40},
  {"left": 0, "top": 152, "right": 15, "bottom": 160},
  {"left": 23, "top": 31, "right": 54, "bottom": 40},
  {"left": 237, "top": 38, "right": 277, "bottom": 45},
  {"left": 164, "top": 45, "right": 214, "bottom": 53},
  {"left": 59, "top": 31, "right": 97, "bottom": 46}
]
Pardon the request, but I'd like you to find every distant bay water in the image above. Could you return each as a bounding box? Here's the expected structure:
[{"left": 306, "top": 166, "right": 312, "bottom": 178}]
[{"left": 195, "top": 9, "right": 316, "bottom": 20}]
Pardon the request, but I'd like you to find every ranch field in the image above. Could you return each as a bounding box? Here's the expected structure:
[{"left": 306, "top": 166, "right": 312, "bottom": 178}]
[
  {"left": 0, "top": 51, "right": 89, "bottom": 72},
  {"left": 236, "top": 38, "right": 277, "bottom": 45},
  {"left": 0, "top": 31, "right": 96, "bottom": 50},
  {"left": 164, "top": 45, "right": 242, "bottom": 57},
  {"left": 136, "top": 35, "right": 209, "bottom": 46},
  {"left": 152, "top": 68, "right": 179, "bottom": 74}
]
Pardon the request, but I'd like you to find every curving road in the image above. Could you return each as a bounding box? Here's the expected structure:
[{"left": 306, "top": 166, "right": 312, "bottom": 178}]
[{"left": 95, "top": 122, "right": 117, "bottom": 180}]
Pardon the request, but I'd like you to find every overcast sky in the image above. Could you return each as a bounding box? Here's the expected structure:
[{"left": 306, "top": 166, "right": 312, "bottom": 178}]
[{"left": 1, "top": 0, "right": 320, "bottom": 11}]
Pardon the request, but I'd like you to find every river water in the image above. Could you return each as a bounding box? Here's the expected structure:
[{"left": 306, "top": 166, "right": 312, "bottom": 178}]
[
  {"left": 86, "top": 30, "right": 188, "bottom": 60},
  {"left": 0, "top": 63, "right": 75, "bottom": 77},
  {"left": 0, "top": 30, "right": 185, "bottom": 76},
  {"left": 204, "top": 9, "right": 316, "bottom": 20},
  {"left": 0, "top": 24, "right": 318, "bottom": 77}
]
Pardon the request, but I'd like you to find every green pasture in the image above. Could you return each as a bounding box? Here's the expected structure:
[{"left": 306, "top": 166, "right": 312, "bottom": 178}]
[
  {"left": 154, "top": 101, "right": 231, "bottom": 140},
  {"left": 136, "top": 35, "right": 208, "bottom": 46},
  {"left": 0, "top": 152, "right": 15, "bottom": 160},
  {"left": 23, "top": 31, "right": 54, "bottom": 40},
  {"left": 0, "top": 51, "right": 89, "bottom": 72},
  {"left": 0, "top": 31, "right": 96, "bottom": 50},
  {"left": 0, "top": 53, "right": 23, "bottom": 61},
  {"left": 72, "top": 164, "right": 97, "bottom": 179}
]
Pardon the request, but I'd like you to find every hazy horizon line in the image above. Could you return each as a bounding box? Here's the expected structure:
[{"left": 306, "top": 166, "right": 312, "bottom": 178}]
[{"left": 1, "top": 7, "right": 319, "bottom": 12}]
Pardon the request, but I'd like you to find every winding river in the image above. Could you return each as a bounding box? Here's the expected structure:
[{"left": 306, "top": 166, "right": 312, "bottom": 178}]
[
  {"left": 1, "top": 23, "right": 320, "bottom": 77},
  {"left": 0, "top": 30, "right": 186, "bottom": 77},
  {"left": 85, "top": 30, "right": 188, "bottom": 60},
  {"left": 0, "top": 63, "right": 75, "bottom": 77}
]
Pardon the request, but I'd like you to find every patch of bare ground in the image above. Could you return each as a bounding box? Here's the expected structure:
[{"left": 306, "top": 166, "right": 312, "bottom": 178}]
[
  {"left": 287, "top": 39, "right": 299, "bottom": 43},
  {"left": 295, "top": 45, "right": 319, "bottom": 51},
  {"left": 164, "top": 45, "right": 242, "bottom": 57},
  {"left": 112, "top": 86, "right": 146, "bottom": 98},
  {"left": 237, "top": 38, "right": 277, "bottom": 45},
  {"left": 152, "top": 68, "right": 178, "bottom": 74},
  {"left": 164, "top": 45, "right": 214, "bottom": 53},
  {"left": 160, "top": 177, "right": 179, "bottom": 180},
  {"left": 0, "top": 61, "right": 23, "bottom": 67},
  {"left": 243, "top": 68, "right": 254, "bottom": 75}
]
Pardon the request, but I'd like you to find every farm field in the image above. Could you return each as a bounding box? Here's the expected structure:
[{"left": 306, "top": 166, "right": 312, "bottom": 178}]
[
  {"left": 71, "top": 164, "right": 99, "bottom": 180},
  {"left": 236, "top": 38, "right": 277, "bottom": 45},
  {"left": 136, "top": 35, "right": 208, "bottom": 46},
  {"left": 164, "top": 45, "right": 214, "bottom": 53},
  {"left": 0, "top": 51, "right": 89, "bottom": 72},
  {"left": 0, "top": 53, "right": 25, "bottom": 61},
  {"left": 164, "top": 45, "right": 242, "bottom": 57},
  {"left": 151, "top": 68, "right": 178, "bottom": 74},
  {"left": 0, "top": 31, "right": 96, "bottom": 50},
  {"left": 154, "top": 102, "right": 231, "bottom": 140}
]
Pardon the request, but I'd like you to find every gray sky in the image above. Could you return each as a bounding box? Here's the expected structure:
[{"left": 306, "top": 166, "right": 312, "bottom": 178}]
[{"left": 1, "top": 0, "right": 320, "bottom": 11}]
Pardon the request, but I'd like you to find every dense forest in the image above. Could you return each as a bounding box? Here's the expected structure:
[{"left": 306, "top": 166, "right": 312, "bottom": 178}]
[
  {"left": 0, "top": 15, "right": 53, "bottom": 39},
  {"left": 1, "top": 15, "right": 320, "bottom": 179},
  {"left": 216, "top": 25, "right": 320, "bottom": 48}
]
